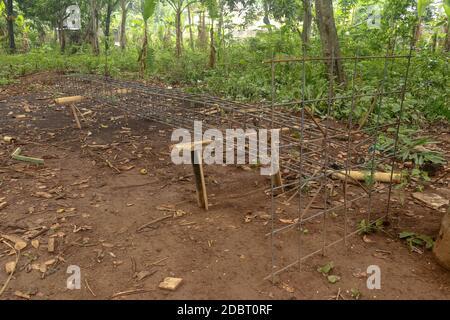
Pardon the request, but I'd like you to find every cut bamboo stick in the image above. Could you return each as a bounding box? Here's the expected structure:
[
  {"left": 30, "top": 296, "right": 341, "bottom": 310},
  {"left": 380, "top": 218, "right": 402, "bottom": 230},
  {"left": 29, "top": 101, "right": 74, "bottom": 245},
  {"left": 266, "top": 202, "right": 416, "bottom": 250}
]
[
  {"left": 54, "top": 96, "right": 85, "bottom": 105},
  {"left": 330, "top": 170, "right": 402, "bottom": 184},
  {"left": 11, "top": 148, "right": 44, "bottom": 165}
]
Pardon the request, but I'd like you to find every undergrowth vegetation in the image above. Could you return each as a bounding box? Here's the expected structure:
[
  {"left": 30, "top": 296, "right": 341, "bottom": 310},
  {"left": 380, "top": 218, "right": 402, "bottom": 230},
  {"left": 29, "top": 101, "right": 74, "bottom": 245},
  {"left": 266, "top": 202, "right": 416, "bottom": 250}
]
[{"left": 1, "top": 34, "right": 448, "bottom": 125}]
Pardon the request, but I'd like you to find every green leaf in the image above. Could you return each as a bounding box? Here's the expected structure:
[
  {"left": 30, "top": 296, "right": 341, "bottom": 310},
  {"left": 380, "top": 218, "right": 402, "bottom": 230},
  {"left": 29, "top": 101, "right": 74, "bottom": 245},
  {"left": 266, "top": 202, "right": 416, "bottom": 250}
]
[
  {"left": 418, "top": 0, "right": 432, "bottom": 17},
  {"left": 317, "top": 262, "right": 334, "bottom": 275},
  {"left": 444, "top": 0, "right": 450, "bottom": 19},
  {"left": 351, "top": 288, "right": 361, "bottom": 300},
  {"left": 327, "top": 275, "right": 340, "bottom": 284},
  {"left": 399, "top": 231, "right": 416, "bottom": 239},
  {"left": 143, "top": 0, "right": 157, "bottom": 22}
]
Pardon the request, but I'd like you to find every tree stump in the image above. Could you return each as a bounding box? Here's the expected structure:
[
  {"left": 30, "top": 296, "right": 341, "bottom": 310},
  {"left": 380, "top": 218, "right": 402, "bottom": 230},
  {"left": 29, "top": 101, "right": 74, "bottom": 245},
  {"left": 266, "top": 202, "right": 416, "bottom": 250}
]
[{"left": 434, "top": 208, "right": 450, "bottom": 270}]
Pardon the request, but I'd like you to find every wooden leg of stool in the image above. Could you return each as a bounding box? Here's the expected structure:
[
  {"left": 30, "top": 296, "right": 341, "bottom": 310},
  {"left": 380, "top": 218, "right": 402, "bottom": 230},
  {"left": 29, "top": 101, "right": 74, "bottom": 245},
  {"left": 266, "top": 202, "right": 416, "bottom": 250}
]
[
  {"left": 70, "top": 104, "right": 82, "bottom": 130},
  {"left": 273, "top": 171, "right": 284, "bottom": 195},
  {"left": 191, "top": 150, "right": 209, "bottom": 210}
]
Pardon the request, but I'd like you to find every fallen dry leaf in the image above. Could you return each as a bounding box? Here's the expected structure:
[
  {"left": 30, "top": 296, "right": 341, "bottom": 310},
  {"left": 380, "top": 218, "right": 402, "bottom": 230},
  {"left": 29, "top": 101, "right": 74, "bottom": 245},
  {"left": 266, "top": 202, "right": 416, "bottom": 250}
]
[
  {"left": 281, "top": 283, "right": 295, "bottom": 293},
  {"left": 2, "top": 234, "right": 27, "bottom": 251},
  {"left": 34, "top": 191, "right": 53, "bottom": 199},
  {"left": 14, "top": 291, "right": 31, "bottom": 300},
  {"left": 31, "top": 240, "right": 40, "bottom": 249},
  {"left": 5, "top": 261, "right": 16, "bottom": 274}
]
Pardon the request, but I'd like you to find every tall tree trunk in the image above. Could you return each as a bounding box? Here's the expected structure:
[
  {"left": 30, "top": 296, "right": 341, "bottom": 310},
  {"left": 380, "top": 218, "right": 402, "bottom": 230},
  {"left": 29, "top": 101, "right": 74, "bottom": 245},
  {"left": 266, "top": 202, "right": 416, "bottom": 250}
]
[
  {"left": 413, "top": 17, "right": 423, "bottom": 49},
  {"left": 198, "top": 11, "right": 207, "bottom": 49},
  {"left": 431, "top": 32, "right": 437, "bottom": 53},
  {"left": 445, "top": 23, "right": 450, "bottom": 52},
  {"left": 90, "top": 0, "right": 100, "bottom": 56},
  {"left": 120, "top": 0, "right": 128, "bottom": 50},
  {"left": 6, "top": 0, "right": 15, "bottom": 53},
  {"left": 315, "top": 0, "right": 346, "bottom": 85},
  {"left": 217, "top": 3, "right": 224, "bottom": 62},
  {"left": 187, "top": 4, "right": 194, "bottom": 50},
  {"left": 209, "top": 19, "right": 216, "bottom": 68},
  {"left": 104, "top": 2, "right": 114, "bottom": 56},
  {"left": 175, "top": 9, "right": 182, "bottom": 57},
  {"left": 138, "top": 20, "right": 148, "bottom": 76},
  {"left": 105, "top": 3, "right": 113, "bottom": 39},
  {"left": 58, "top": 20, "right": 66, "bottom": 53},
  {"left": 302, "top": 0, "right": 312, "bottom": 48}
]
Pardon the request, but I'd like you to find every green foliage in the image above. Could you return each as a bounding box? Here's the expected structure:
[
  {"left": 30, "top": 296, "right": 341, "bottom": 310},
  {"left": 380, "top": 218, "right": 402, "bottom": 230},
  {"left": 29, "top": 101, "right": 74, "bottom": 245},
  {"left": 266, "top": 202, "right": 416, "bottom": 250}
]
[
  {"left": 143, "top": 0, "right": 158, "bottom": 21},
  {"left": 317, "top": 262, "right": 334, "bottom": 275},
  {"left": 444, "top": 0, "right": 450, "bottom": 19},
  {"left": 351, "top": 288, "right": 361, "bottom": 300},
  {"left": 417, "top": 0, "right": 432, "bottom": 17},
  {"left": 358, "top": 219, "right": 385, "bottom": 235},
  {"left": 376, "top": 128, "right": 446, "bottom": 167},
  {"left": 0, "top": 0, "right": 448, "bottom": 127},
  {"left": 399, "top": 231, "right": 434, "bottom": 251},
  {"left": 0, "top": 46, "right": 140, "bottom": 84}
]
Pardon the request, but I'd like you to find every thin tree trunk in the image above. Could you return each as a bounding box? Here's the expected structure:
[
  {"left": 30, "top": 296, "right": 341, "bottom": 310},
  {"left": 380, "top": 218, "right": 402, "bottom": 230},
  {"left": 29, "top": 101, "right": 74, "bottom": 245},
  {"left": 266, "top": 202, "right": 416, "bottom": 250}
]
[
  {"left": 90, "top": 0, "right": 100, "bottom": 55},
  {"left": 414, "top": 17, "right": 423, "bottom": 49},
  {"left": 431, "top": 32, "right": 437, "bottom": 53},
  {"left": 138, "top": 21, "right": 148, "bottom": 76},
  {"left": 6, "top": 0, "right": 15, "bottom": 53},
  {"left": 58, "top": 20, "right": 66, "bottom": 53},
  {"left": 187, "top": 5, "right": 194, "bottom": 50},
  {"left": 302, "top": 0, "right": 312, "bottom": 48},
  {"left": 198, "top": 11, "right": 207, "bottom": 49},
  {"left": 445, "top": 23, "right": 450, "bottom": 52},
  {"left": 315, "top": 0, "right": 346, "bottom": 85},
  {"left": 105, "top": 3, "right": 113, "bottom": 39},
  {"left": 175, "top": 9, "right": 182, "bottom": 57},
  {"left": 217, "top": 3, "right": 224, "bottom": 61},
  {"left": 209, "top": 19, "right": 216, "bottom": 68},
  {"left": 120, "top": 0, "right": 128, "bottom": 50}
]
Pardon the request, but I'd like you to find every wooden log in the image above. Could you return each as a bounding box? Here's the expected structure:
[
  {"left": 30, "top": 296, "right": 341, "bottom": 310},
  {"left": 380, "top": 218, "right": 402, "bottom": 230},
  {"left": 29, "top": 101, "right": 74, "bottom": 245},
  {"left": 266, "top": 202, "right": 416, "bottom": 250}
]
[
  {"left": 330, "top": 170, "right": 402, "bottom": 184},
  {"left": 54, "top": 96, "right": 85, "bottom": 105}
]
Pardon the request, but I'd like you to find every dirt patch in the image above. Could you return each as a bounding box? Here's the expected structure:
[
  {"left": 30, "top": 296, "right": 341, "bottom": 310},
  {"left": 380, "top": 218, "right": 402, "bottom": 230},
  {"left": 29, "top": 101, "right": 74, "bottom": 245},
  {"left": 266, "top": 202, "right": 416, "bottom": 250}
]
[{"left": 0, "top": 73, "right": 449, "bottom": 300}]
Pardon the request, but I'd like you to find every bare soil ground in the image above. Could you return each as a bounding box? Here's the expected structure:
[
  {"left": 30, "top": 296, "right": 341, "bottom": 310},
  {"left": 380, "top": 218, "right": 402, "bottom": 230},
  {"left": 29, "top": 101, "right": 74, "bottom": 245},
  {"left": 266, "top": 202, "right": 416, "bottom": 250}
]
[{"left": 0, "top": 73, "right": 449, "bottom": 300}]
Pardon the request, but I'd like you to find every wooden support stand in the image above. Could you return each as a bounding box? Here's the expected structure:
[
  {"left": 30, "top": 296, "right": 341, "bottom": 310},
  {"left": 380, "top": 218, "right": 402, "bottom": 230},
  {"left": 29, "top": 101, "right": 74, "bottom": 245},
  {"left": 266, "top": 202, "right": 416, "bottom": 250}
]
[
  {"left": 191, "top": 150, "right": 208, "bottom": 210},
  {"left": 54, "top": 96, "right": 85, "bottom": 130},
  {"left": 272, "top": 171, "right": 284, "bottom": 194},
  {"left": 173, "top": 140, "right": 212, "bottom": 210}
]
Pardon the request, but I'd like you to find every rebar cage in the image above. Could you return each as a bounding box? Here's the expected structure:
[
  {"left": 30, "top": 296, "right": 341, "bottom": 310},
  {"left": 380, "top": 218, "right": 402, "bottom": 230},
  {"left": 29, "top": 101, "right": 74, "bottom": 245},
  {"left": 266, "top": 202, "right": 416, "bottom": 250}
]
[
  {"left": 50, "top": 29, "right": 413, "bottom": 283},
  {"left": 265, "top": 37, "right": 414, "bottom": 281}
]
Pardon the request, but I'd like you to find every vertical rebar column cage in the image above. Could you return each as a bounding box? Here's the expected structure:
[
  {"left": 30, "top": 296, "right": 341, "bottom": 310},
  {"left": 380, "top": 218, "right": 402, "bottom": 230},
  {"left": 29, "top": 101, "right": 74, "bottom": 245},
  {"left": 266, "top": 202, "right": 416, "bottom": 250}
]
[{"left": 265, "top": 34, "right": 414, "bottom": 282}]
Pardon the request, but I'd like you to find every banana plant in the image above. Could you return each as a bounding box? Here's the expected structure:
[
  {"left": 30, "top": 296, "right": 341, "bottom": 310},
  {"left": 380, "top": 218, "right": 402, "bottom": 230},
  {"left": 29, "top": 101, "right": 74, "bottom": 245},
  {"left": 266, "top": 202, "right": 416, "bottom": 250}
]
[
  {"left": 417, "top": 0, "right": 432, "bottom": 17},
  {"left": 138, "top": 0, "right": 158, "bottom": 75}
]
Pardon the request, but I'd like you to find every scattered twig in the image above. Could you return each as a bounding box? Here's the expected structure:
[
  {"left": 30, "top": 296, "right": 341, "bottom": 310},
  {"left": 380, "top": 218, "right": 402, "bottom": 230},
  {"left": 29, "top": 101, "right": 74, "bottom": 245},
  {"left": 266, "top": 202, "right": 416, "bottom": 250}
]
[
  {"left": 85, "top": 279, "right": 96, "bottom": 297},
  {"left": 149, "top": 257, "right": 169, "bottom": 267},
  {"left": 111, "top": 289, "right": 154, "bottom": 299},
  {"left": 137, "top": 216, "right": 172, "bottom": 232},
  {"left": 0, "top": 241, "right": 20, "bottom": 297}
]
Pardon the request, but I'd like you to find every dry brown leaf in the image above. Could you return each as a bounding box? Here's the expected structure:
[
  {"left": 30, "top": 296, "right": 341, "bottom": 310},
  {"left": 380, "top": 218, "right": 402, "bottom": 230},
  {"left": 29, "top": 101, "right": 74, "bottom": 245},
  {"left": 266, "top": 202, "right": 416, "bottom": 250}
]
[
  {"left": 14, "top": 291, "right": 31, "bottom": 300},
  {"left": 5, "top": 261, "right": 16, "bottom": 274}
]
